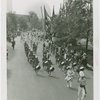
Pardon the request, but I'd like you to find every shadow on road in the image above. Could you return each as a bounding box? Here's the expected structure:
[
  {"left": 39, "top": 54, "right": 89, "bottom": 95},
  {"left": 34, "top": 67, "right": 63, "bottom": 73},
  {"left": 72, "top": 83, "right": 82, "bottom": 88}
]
[
  {"left": 34, "top": 73, "right": 60, "bottom": 80},
  {"left": 49, "top": 75, "right": 60, "bottom": 79},
  {"left": 36, "top": 74, "right": 47, "bottom": 78},
  {"left": 70, "top": 87, "right": 78, "bottom": 92},
  {"left": 86, "top": 76, "right": 91, "bottom": 80}
]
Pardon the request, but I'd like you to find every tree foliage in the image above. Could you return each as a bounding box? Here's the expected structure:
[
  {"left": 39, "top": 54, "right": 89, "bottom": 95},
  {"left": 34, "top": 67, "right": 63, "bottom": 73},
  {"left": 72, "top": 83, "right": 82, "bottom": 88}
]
[
  {"left": 52, "top": 0, "right": 93, "bottom": 44},
  {"left": 17, "top": 16, "right": 28, "bottom": 31},
  {"left": 7, "top": 12, "right": 17, "bottom": 41},
  {"left": 7, "top": 11, "right": 43, "bottom": 41},
  {"left": 28, "top": 11, "right": 42, "bottom": 30}
]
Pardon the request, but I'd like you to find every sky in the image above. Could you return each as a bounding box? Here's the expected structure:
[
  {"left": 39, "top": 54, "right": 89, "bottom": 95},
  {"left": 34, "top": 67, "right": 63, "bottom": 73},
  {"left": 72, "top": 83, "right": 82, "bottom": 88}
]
[{"left": 7, "top": 0, "right": 64, "bottom": 17}]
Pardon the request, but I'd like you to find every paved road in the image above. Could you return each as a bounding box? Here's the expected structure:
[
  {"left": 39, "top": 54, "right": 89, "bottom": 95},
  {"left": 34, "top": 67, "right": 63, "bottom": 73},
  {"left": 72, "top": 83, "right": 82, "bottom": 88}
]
[{"left": 7, "top": 36, "right": 93, "bottom": 100}]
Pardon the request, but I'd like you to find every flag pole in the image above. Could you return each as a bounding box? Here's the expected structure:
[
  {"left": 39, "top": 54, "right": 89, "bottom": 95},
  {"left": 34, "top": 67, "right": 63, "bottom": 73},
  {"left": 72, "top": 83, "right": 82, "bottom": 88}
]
[
  {"left": 44, "top": 6, "right": 46, "bottom": 36},
  {"left": 41, "top": 6, "right": 44, "bottom": 32}
]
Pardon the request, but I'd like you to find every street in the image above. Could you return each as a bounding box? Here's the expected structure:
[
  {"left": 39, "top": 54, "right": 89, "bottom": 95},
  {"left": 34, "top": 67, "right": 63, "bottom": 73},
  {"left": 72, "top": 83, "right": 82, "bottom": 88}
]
[{"left": 7, "top": 36, "right": 93, "bottom": 100}]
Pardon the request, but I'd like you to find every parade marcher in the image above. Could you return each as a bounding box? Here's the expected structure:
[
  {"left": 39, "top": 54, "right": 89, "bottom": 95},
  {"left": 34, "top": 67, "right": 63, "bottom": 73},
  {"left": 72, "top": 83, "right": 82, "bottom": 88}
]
[
  {"left": 48, "top": 40, "right": 51, "bottom": 50},
  {"left": 44, "top": 58, "right": 54, "bottom": 76},
  {"left": 51, "top": 42, "right": 54, "bottom": 53},
  {"left": 51, "top": 43, "right": 56, "bottom": 54},
  {"left": 34, "top": 56, "right": 39, "bottom": 67},
  {"left": 59, "top": 58, "right": 67, "bottom": 71},
  {"left": 42, "top": 52, "right": 48, "bottom": 69},
  {"left": 33, "top": 42, "right": 35, "bottom": 51},
  {"left": 78, "top": 68, "right": 87, "bottom": 100},
  {"left": 55, "top": 51, "right": 60, "bottom": 64},
  {"left": 46, "top": 58, "right": 52, "bottom": 70},
  {"left": 63, "top": 58, "right": 69, "bottom": 74},
  {"left": 43, "top": 42, "right": 45, "bottom": 48},
  {"left": 58, "top": 59, "right": 64, "bottom": 70},
  {"left": 64, "top": 52, "right": 67, "bottom": 60},
  {"left": 24, "top": 42, "right": 29, "bottom": 58},
  {"left": 35, "top": 43, "right": 37, "bottom": 53},
  {"left": 47, "top": 58, "right": 54, "bottom": 76},
  {"left": 65, "top": 64, "right": 75, "bottom": 88},
  {"left": 47, "top": 52, "right": 51, "bottom": 59},
  {"left": 74, "top": 52, "right": 80, "bottom": 64},
  {"left": 31, "top": 53, "right": 35, "bottom": 66},
  {"left": 28, "top": 50, "right": 33, "bottom": 64},
  {"left": 81, "top": 53, "right": 87, "bottom": 68},
  {"left": 78, "top": 76, "right": 87, "bottom": 100},
  {"left": 34, "top": 56, "right": 41, "bottom": 75},
  {"left": 7, "top": 49, "right": 8, "bottom": 60},
  {"left": 12, "top": 39, "right": 16, "bottom": 50},
  {"left": 33, "top": 42, "right": 37, "bottom": 53}
]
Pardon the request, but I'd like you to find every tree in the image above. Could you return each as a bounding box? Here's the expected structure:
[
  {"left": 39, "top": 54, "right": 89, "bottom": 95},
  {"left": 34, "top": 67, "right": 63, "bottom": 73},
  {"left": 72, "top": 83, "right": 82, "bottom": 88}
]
[
  {"left": 17, "top": 16, "right": 28, "bottom": 31},
  {"left": 52, "top": 0, "right": 93, "bottom": 47},
  {"left": 7, "top": 12, "right": 17, "bottom": 41},
  {"left": 28, "top": 11, "right": 42, "bottom": 30}
]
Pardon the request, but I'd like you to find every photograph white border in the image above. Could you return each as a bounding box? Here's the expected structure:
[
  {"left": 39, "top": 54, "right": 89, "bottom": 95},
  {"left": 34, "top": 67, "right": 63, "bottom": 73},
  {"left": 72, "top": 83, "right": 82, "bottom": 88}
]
[
  {"left": 0, "top": 0, "right": 7, "bottom": 100},
  {"left": 0, "top": 0, "right": 100, "bottom": 100},
  {"left": 93, "top": 0, "right": 100, "bottom": 100}
]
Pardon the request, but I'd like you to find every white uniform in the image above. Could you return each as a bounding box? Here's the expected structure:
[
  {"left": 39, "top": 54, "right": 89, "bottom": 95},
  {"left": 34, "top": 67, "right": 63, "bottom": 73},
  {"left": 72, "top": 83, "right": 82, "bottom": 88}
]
[
  {"left": 65, "top": 69, "right": 74, "bottom": 87},
  {"left": 78, "top": 71, "right": 86, "bottom": 100},
  {"left": 64, "top": 53, "right": 67, "bottom": 59}
]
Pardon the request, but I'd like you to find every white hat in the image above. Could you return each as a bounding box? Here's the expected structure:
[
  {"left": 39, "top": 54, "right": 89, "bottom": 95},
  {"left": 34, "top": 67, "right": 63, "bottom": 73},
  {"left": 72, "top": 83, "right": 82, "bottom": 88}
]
[
  {"left": 35, "top": 56, "right": 38, "bottom": 58},
  {"left": 69, "top": 59, "right": 71, "bottom": 61},
  {"left": 79, "top": 71, "right": 85, "bottom": 77},
  {"left": 61, "top": 61, "right": 64, "bottom": 64},
  {"left": 80, "top": 66, "right": 84, "bottom": 70},
  {"left": 45, "top": 61, "right": 48, "bottom": 63},
  {"left": 36, "top": 65, "right": 39, "bottom": 69},
  {"left": 73, "top": 62, "right": 77, "bottom": 66}
]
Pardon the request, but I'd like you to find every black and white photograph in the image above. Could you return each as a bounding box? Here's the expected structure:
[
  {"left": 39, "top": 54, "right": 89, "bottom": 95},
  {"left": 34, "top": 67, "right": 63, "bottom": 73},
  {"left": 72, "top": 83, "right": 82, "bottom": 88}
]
[{"left": 2, "top": 0, "right": 95, "bottom": 100}]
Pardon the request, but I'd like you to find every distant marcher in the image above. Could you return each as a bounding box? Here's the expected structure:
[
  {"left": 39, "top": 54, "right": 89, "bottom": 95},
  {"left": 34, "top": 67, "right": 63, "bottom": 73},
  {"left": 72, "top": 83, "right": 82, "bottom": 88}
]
[
  {"left": 65, "top": 65, "right": 75, "bottom": 88},
  {"left": 12, "top": 40, "right": 16, "bottom": 50},
  {"left": 28, "top": 50, "right": 33, "bottom": 63},
  {"left": 7, "top": 49, "right": 8, "bottom": 60},
  {"left": 55, "top": 52, "right": 60, "bottom": 64},
  {"left": 34, "top": 56, "right": 39, "bottom": 67},
  {"left": 47, "top": 58, "right": 54, "bottom": 76},
  {"left": 34, "top": 56, "right": 41, "bottom": 75},
  {"left": 81, "top": 53, "right": 87, "bottom": 68}
]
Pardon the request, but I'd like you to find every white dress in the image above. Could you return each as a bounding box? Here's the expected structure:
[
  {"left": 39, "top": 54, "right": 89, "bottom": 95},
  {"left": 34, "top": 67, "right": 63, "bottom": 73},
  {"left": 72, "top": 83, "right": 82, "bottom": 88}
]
[{"left": 65, "top": 69, "right": 74, "bottom": 81}]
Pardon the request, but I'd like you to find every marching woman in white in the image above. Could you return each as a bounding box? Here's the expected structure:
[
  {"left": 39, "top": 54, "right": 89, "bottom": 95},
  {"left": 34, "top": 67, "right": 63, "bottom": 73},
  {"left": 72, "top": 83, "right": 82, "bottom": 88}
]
[
  {"left": 78, "top": 66, "right": 87, "bottom": 100},
  {"left": 65, "top": 64, "right": 75, "bottom": 88}
]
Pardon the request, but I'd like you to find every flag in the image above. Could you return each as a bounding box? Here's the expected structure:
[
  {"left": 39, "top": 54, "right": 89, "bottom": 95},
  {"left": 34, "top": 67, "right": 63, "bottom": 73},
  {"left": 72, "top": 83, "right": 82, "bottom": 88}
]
[
  {"left": 51, "top": 6, "right": 56, "bottom": 37},
  {"left": 44, "top": 6, "right": 51, "bottom": 39},
  {"left": 52, "top": 6, "right": 55, "bottom": 18}
]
